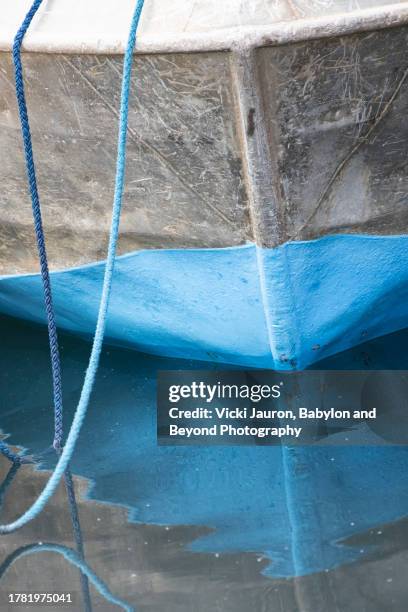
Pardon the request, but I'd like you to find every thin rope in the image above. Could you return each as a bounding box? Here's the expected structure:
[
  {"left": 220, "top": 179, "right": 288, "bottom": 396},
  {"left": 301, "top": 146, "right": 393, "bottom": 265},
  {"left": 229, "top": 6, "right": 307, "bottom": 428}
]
[
  {"left": 11, "top": 4, "right": 94, "bottom": 608},
  {"left": 13, "top": 0, "right": 63, "bottom": 451},
  {"left": 0, "top": 543, "right": 135, "bottom": 612},
  {"left": 0, "top": 442, "right": 24, "bottom": 465},
  {"left": 0, "top": 462, "right": 21, "bottom": 511},
  {"left": 0, "top": 0, "right": 145, "bottom": 535},
  {"left": 63, "top": 466, "right": 93, "bottom": 612}
]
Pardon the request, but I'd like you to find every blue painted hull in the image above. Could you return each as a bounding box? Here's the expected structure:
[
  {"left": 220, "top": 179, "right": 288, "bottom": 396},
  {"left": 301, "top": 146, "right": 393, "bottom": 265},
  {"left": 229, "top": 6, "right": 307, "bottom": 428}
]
[{"left": 1, "top": 234, "right": 408, "bottom": 369}]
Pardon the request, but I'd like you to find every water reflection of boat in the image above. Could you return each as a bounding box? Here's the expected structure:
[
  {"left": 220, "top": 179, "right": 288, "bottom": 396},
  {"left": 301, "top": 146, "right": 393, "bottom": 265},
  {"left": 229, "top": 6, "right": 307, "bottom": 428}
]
[
  {"left": 2, "top": 453, "right": 408, "bottom": 612},
  {"left": 1, "top": 1, "right": 408, "bottom": 368},
  {"left": 1, "top": 315, "right": 408, "bottom": 589}
]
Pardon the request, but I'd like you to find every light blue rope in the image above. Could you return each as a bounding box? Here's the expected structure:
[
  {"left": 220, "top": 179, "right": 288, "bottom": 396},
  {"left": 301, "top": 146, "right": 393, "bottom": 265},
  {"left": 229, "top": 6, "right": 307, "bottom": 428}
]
[
  {"left": 0, "top": 0, "right": 145, "bottom": 534},
  {"left": 0, "top": 543, "right": 135, "bottom": 612}
]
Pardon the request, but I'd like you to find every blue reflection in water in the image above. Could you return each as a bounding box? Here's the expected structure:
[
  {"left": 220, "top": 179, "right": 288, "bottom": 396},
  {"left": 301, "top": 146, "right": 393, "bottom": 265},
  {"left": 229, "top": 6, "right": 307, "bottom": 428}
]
[{"left": 0, "top": 315, "right": 408, "bottom": 577}]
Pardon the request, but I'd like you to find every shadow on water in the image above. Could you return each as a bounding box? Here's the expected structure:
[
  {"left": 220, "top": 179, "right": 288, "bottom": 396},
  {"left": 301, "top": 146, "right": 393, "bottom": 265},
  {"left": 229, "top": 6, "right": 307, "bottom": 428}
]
[{"left": 0, "top": 314, "right": 408, "bottom": 610}]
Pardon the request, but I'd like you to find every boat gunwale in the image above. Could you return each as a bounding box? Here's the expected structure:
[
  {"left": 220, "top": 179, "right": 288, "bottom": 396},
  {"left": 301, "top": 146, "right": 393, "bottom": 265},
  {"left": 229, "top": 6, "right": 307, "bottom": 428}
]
[{"left": 0, "top": 3, "right": 408, "bottom": 55}]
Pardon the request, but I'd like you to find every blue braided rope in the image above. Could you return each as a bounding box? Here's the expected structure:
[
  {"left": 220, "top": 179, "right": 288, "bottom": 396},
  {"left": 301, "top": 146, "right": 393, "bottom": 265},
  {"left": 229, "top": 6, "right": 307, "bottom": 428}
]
[
  {"left": 12, "top": 0, "right": 63, "bottom": 451},
  {"left": 11, "top": 5, "right": 94, "bottom": 608},
  {"left": 0, "top": 0, "right": 145, "bottom": 534},
  {"left": 0, "top": 543, "right": 134, "bottom": 612},
  {"left": 0, "top": 462, "right": 21, "bottom": 511},
  {"left": 0, "top": 442, "right": 23, "bottom": 465}
]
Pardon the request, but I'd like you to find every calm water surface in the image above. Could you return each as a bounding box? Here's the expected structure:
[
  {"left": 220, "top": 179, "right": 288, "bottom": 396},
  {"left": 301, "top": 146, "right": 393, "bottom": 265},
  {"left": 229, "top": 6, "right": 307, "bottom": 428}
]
[{"left": 0, "top": 315, "right": 407, "bottom": 611}]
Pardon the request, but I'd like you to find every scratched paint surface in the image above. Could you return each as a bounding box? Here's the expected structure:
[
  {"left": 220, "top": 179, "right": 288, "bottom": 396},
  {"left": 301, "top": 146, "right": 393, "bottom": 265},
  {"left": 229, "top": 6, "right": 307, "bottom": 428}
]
[
  {"left": 1, "top": 236, "right": 408, "bottom": 369},
  {"left": 1, "top": 0, "right": 404, "bottom": 51},
  {"left": 0, "top": 50, "right": 249, "bottom": 275},
  {"left": 259, "top": 26, "right": 408, "bottom": 243},
  {"left": 1, "top": 26, "right": 407, "bottom": 274}
]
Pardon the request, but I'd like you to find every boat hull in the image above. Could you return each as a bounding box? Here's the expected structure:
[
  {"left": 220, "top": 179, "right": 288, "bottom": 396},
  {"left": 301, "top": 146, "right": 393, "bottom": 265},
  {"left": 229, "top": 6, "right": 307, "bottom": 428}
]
[
  {"left": 0, "top": 7, "right": 408, "bottom": 368},
  {"left": 1, "top": 234, "right": 408, "bottom": 369}
]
